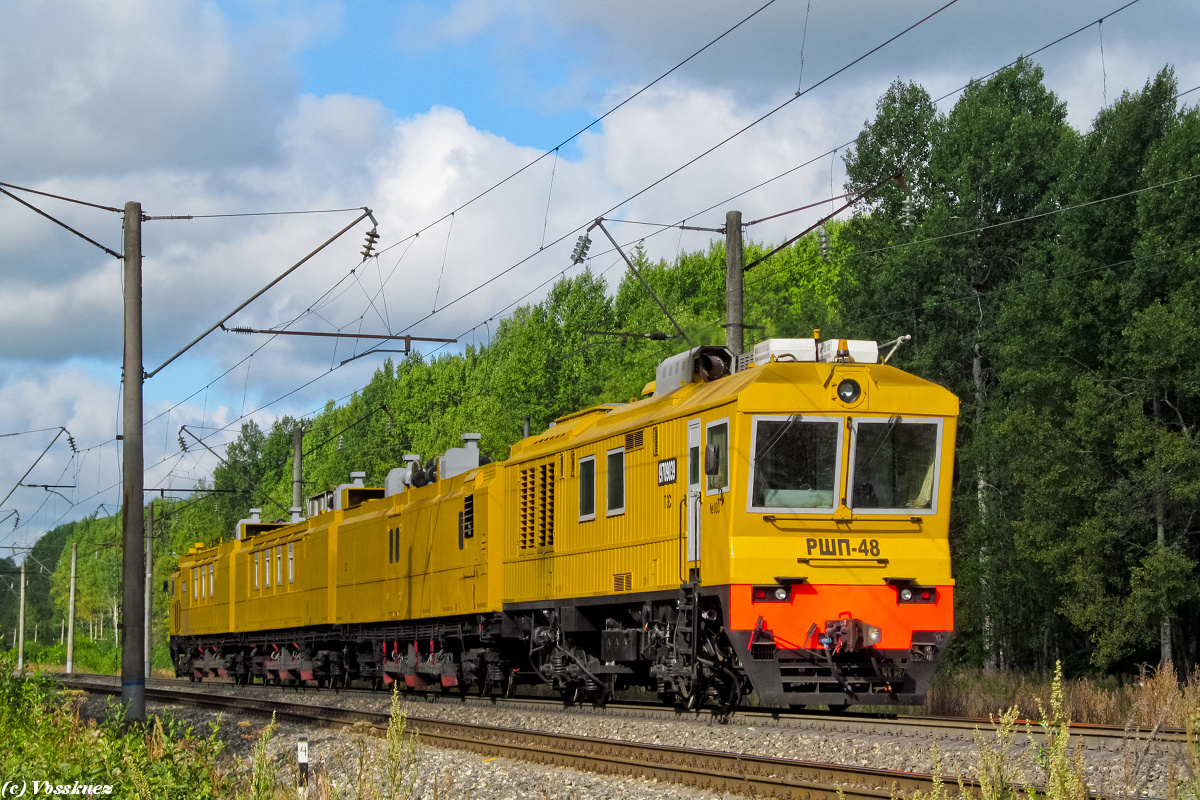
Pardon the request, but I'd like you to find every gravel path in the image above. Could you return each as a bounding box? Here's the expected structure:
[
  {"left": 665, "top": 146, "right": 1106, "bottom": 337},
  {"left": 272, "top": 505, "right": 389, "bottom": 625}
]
[{"left": 73, "top": 678, "right": 1181, "bottom": 798}]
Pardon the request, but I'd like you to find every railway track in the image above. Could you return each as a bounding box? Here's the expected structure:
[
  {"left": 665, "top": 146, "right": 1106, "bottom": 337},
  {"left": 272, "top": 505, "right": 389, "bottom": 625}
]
[
  {"left": 131, "top": 673, "right": 1182, "bottom": 757},
  {"left": 395, "top": 685, "right": 1186, "bottom": 756},
  {"left": 61, "top": 675, "right": 965, "bottom": 799},
  {"left": 60, "top": 675, "right": 1183, "bottom": 798}
]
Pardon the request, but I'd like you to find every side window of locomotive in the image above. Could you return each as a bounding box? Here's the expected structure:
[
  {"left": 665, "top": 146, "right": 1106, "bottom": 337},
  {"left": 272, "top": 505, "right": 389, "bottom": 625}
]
[
  {"left": 749, "top": 416, "right": 841, "bottom": 511},
  {"left": 276, "top": 546, "right": 282, "bottom": 586},
  {"left": 253, "top": 552, "right": 260, "bottom": 590},
  {"left": 193, "top": 568, "right": 199, "bottom": 599},
  {"left": 705, "top": 420, "right": 729, "bottom": 495},
  {"left": 606, "top": 447, "right": 625, "bottom": 516},
  {"left": 851, "top": 418, "right": 941, "bottom": 512},
  {"left": 209, "top": 563, "right": 214, "bottom": 597},
  {"left": 288, "top": 542, "right": 294, "bottom": 583},
  {"left": 578, "top": 455, "right": 596, "bottom": 521}
]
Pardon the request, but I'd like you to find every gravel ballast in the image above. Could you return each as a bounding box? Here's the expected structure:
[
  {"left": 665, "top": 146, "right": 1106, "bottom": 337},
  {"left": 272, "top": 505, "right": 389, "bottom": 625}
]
[{"left": 72, "top": 678, "right": 1180, "bottom": 798}]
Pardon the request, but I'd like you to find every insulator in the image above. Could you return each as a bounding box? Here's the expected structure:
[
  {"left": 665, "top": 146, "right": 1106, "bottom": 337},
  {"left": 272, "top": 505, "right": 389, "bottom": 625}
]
[
  {"left": 817, "top": 227, "right": 831, "bottom": 261},
  {"left": 361, "top": 227, "right": 380, "bottom": 260},
  {"left": 337, "top": 435, "right": 344, "bottom": 452},
  {"left": 901, "top": 196, "right": 916, "bottom": 228},
  {"left": 570, "top": 234, "right": 592, "bottom": 264},
  {"left": 178, "top": 435, "right": 188, "bottom": 452},
  {"left": 67, "top": 435, "right": 76, "bottom": 453}
]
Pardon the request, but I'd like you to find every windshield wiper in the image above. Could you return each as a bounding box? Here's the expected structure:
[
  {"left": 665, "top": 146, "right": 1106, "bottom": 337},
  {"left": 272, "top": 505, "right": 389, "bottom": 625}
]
[{"left": 858, "top": 415, "right": 902, "bottom": 475}]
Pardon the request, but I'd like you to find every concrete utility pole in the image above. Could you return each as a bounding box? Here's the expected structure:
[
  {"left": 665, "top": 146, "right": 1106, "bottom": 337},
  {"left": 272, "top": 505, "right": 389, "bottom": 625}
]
[
  {"left": 725, "top": 210, "right": 744, "bottom": 356},
  {"left": 17, "top": 561, "right": 25, "bottom": 672},
  {"left": 66, "top": 543, "right": 76, "bottom": 673},
  {"left": 144, "top": 503, "right": 153, "bottom": 680},
  {"left": 293, "top": 425, "right": 304, "bottom": 511},
  {"left": 121, "top": 201, "right": 146, "bottom": 722}
]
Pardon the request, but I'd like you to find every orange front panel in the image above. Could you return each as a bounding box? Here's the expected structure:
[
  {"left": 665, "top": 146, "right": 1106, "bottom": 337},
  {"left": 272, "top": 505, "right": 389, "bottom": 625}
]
[{"left": 728, "top": 583, "right": 953, "bottom": 650}]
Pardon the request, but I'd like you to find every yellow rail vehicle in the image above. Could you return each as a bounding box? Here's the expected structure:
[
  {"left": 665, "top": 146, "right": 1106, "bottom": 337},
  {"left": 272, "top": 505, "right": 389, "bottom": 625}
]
[{"left": 170, "top": 338, "right": 958, "bottom": 708}]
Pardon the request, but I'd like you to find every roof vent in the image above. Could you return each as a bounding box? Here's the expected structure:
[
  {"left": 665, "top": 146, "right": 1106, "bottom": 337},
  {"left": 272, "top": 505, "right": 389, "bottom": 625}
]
[
  {"left": 350, "top": 471, "right": 366, "bottom": 487},
  {"left": 290, "top": 507, "right": 303, "bottom": 523}
]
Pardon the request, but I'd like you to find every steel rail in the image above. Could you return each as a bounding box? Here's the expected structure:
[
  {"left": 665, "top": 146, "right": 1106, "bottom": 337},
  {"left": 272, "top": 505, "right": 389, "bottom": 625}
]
[
  {"left": 387, "top": 685, "right": 1189, "bottom": 754},
  {"left": 60, "top": 677, "right": 959, "bottom": 800}
]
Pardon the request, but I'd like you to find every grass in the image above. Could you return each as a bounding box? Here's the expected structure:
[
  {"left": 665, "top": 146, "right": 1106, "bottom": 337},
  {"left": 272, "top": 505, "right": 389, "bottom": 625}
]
[
  {"left": 0, "top": 655, "right": 226, "bottom": 798},
  {"left": 924, "top": 660, "right": 1200, "bottom": 729},
  {"left": 0, "top": 654, "right": 425, "bottom": 799}
]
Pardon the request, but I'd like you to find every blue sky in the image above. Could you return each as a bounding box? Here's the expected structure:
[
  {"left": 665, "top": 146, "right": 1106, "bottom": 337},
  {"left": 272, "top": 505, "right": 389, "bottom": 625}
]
[
  {"left": 1, "top": 0, "right": 1197, "bottom": 546},
  {"left": 289, "top": 2, "right": 605, "bottom": 154}
]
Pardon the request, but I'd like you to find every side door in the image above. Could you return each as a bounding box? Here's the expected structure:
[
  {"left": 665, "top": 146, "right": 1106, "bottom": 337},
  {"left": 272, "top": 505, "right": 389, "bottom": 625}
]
[{"left": 687, "top": 418, "right": 702, "bottom": 566}]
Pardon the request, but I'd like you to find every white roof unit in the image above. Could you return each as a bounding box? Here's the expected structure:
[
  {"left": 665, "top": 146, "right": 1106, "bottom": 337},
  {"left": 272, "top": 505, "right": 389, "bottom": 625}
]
[
  {"left": 653, "top": 346, "right": 733, "bottom": 396},
  {"left": 751, "top": 338, "right": 817, "bottom": 365},
  {"left": 816, "top": 338, "right": 879, "bottom": 364},
  {"left": 438, "top": 433, "right": 482, "bottom": 480}
]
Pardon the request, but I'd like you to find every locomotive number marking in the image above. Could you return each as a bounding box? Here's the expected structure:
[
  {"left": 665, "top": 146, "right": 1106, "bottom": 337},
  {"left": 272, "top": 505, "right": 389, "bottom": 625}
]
[
  {"left": 657, "top": 458, "right": 677, "bottom": 486},
  {"left": 806, "top": 538, "right": 881, "bottom": 557}
]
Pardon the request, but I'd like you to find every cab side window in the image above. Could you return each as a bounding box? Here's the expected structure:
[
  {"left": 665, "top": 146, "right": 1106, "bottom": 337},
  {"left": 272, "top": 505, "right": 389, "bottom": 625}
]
[{"left": 706, "top": 420, "right": 729, "bottom": 494}]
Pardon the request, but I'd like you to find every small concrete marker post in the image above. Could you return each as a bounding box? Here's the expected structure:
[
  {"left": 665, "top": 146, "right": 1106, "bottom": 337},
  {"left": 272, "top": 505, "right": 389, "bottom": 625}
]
[{"left": 297, "top": 735, "right": 309, "bottom": 796}]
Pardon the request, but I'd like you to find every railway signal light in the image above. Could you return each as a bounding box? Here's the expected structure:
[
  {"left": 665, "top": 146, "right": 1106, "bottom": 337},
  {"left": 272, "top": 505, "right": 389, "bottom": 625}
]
[
  {"left": 570, "top": 233, "right": 591, "bottom": 264},
  {"left": 361, "top": 227, "right": 380, "bottom": 261}
]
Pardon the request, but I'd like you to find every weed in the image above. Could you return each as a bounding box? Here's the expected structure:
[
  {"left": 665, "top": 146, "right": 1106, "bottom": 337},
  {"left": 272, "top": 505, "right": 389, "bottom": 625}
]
[
  {"left": 382, "top": 686, "right": 420, "bottom": 800},
  {"left": 903, "top": 662, "right": 1088, "bottom": 800},
  {"left": 1026, "top": 663, "right": 1087, "bottom": 800},
  {"left": 1167, "top": 708, "right": 1200, "bottom": 800},
  {"left": 243, "top": 713, "right": 280, "bottom": 800}
]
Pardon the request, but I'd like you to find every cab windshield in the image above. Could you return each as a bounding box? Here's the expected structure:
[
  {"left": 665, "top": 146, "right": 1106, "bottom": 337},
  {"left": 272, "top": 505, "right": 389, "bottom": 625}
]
[
  {"left": 851, "top": 418, "right": 939, "bottom": 510},
  {"left": 750, "top": 417, "right": 839, "bottom": 509}
]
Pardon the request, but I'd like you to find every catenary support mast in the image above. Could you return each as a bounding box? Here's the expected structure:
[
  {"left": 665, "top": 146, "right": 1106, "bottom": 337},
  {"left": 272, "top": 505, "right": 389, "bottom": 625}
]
[{"left": 121, "top": 201, "right": 145, "bottom": 722}]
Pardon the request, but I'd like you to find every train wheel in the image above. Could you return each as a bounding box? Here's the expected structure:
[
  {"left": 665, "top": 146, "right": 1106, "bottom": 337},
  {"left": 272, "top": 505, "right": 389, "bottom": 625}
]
[{"left": 592, "top": 678, "right": 614, "bottom": 707}]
